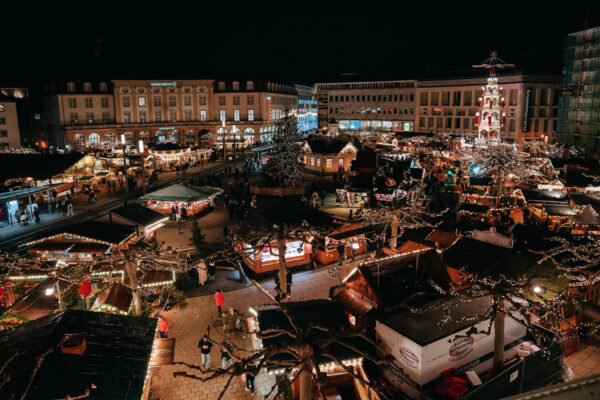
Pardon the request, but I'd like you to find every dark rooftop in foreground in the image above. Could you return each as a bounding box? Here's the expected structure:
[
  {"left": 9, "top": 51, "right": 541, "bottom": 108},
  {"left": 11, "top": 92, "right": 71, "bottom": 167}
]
[
  {"left": 0, "top": 152, "right": 86, "bottom": 181},
  {"left": 0, "top": 310, "right": 157, "bottom": 400},
  {"left": 109, "top": 203, "right": 167, "bottom": 227},
  {"left": 307, "top": 137, "right": 352, "bottom": 155}
]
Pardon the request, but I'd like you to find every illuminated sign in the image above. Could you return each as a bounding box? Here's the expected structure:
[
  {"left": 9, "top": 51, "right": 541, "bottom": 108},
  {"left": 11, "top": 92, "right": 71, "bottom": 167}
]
[
  {"left": 159, "top": 127, "right": 175, "bottom": 130},
  {"left": 150, "top": 82, "right": 177, "bottom": 87}
]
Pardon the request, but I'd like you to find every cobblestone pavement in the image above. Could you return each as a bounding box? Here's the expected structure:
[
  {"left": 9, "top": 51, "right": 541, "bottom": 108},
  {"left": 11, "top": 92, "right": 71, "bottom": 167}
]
[
  {"left": 149, "top": 267, "right": 344, "bottom": 400},
  {"left": 565, "top": 344, "right": 600, "bottom": 379}
]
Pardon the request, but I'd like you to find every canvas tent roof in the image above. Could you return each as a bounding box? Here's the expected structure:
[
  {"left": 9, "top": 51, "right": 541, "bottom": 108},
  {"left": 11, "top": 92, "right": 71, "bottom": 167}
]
[{"left": 140, "top": 184, "right": 222, "bottom": 202}]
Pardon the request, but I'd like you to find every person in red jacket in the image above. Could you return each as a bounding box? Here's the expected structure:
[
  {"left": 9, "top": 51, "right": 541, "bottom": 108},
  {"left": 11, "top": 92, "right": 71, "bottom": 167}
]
[
  {"left": 158, "top": 315, "right": 169, "bottom": 338},
  {"left": 214, "top": 289, "right": 224, "bottom": 315}
]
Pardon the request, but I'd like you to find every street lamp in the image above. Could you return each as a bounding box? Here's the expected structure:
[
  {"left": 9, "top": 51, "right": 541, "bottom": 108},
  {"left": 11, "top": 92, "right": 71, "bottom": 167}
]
[
  {"left": 45, "top": 281, "right": 62, "bottom": 310},
  {"left": 533, "top": 286, "right": 546, "bottom": 295}
]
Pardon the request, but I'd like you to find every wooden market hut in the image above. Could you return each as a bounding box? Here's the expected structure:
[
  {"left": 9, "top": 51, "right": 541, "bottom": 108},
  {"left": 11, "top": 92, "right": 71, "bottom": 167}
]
[
  {"left": 93, "top": 203, "right": 168, "bottom": 240},
  {"left": 302, "top": 137, "right": 358, "bottom": 174},
  {"left": 140, "top": 184, "right": 223, "bottom": 216},
  {"left": 91, "top": 283, "right": 133, "bottom": 315},
  {"left": 313, "top": 223, "right": 385, "bottom": 265}
]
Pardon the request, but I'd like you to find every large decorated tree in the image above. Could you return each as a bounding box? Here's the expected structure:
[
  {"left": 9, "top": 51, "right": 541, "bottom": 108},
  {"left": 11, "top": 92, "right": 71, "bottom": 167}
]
[{"left": 263, "top": 106, "right": 304, "bottom": 187}]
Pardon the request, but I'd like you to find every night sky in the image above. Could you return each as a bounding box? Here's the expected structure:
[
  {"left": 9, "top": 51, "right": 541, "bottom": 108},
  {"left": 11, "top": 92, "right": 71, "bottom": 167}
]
[{"left": 3, "top": 1, "right": 599, "bottom": 87}]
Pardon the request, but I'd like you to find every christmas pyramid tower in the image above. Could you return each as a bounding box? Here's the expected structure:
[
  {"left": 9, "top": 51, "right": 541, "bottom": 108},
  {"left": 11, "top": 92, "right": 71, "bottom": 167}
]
[{"left": 473, "top": 51, "right": 514, "bottom": 143}]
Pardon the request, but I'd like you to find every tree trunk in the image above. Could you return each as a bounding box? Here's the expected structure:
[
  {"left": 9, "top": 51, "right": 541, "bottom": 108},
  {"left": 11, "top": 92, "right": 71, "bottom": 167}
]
[
  {"left": 125, "top": 259, "right": 143, "bottom": 316},
  {"left": 495, "top": 170, "right": 503, "bottom": 208},
  {"left": 299, "top": 345, "right": 314, "bottom": 400},
  {"left": 277, "top": 234, "right": 287, "bottom": 298},
  {"left": 390, "top": 215, "right": 399, "bottom": 249},
  {"left": 493, "top": 301, "right": 505, "bottom": 373}
]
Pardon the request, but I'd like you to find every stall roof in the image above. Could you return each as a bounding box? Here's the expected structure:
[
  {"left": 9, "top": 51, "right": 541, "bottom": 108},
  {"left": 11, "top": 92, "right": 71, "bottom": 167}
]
[
  {"left": 69, "top": 242, "right": 112, "bottom": 254},
  {"left": 2, "top": 278, "right": 73, "bottom": 322},
  {"left": 571, "top": 207, "right": 600, "bottom": 226},
  {"left": 443, "top": 237, "right": 553, "bottom": 278},
  {"left": 0, "top": 310, "right": 156, "bottom": 400},
  {"left": 91, "top": 283, "right": 133, "bottom": 312},
  {"left": 27, "top": 241, "right": 77, "bottom": 252},
  {"left": 328, "top": 223, "right": 385, "bottom": 241},
  {"left": 469, "top": 176, "right": 493, "bottom": 186},
  {"left": 0, "top": 152, "right": 86, "bottom": 181},
  {"left": 334, "top": 288, "right": 375, "bottom": 317},
  {"left": 568, "top": 193, "right": 600, "bottom": 210},
  {"left": 425, "top": 229, "right": 459, "bottom": 248},
  {"left": 518, "top": 188, "right": 568, "bottom": 204},
  {"left": 306, "top": 138, "right": 353, "bottom": 155},
  {"left": 30, "top": 221, "right": 137, "bottom": 246},
  {"left": 542, "top": 204, "right": 577, "bottom": 217},
  {"left": 140, "top": 184, "right": 223, "bottom": 202},
  {"left": 458, "top": 203, "right": 490, "bottom": 214},
  {"left": 0, "top": 184, "right": 63, "bottom": 203},
  {"left": 108, "top": 203, "right": 167, "bottom": 227},
  {"left": 150, "top": 142, "right": 187, "bottom": 151},
  {"left": 379, "top": 296, "right": 491, "bottom": 346}
]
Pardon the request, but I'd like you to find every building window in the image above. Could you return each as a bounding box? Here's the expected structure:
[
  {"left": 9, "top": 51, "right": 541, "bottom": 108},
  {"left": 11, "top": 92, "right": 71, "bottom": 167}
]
[
  {"left": 184, "top": 110, "right": 192, "bottom": 121},
  {"left": 87, "top": 112, "right": 94, "bottom": 124},
  {"left": 122, "top": 97, "right": 131, "bottom": 107},
  {"left": 139, "top": 111, "right": 147, "bottom": 123},
  {"left": 170, "top": 111, "right": 177, "bottom": 122},
  {"left": 247, "top": 81, "right": 254, "bottom": 90},
  {"left": 84, "top": 98, "right": 93, "bottom": 108},
  {"left": 68, "top": 98, "right": 77, "bottom": 108},
  {"left": 0, "top": 117, "right": 5, "bottom": 124},
  {"left": 155, "top": 111, "right": 162, "bottom": 122},
  {"left": 102, "top": 112, "right": 110, "bottom": 123},
  {"left": 138, "top": 96, "right": 146, "bottom": 107},
  {"left": 234, "top": 109, "right": 240, "bottom": 121},
  {"left": 200, "top": 110, "right": 207, "bottom": 121},
  {"left": 219, "top": 96, "right": 226, "bottom": 106},
  {"left": 509, "top": 89, "right": 518, "bottom": 106},
  {"left": 218, "top": 81, "right": 225, "bottom": 90},
  {"left": 199, "top": 96, "right": 207, "bottom": 105},
  {"left": 220, "top": 109, "right": 226, "bottom": 121},
  {"left": 101, "top": 97, "right": 109, "bottom": 108},
  {"left": 310, "top": 157, "right": 314, "bottom": 166},
  {"left": 103, "top": 132, "right": 115, "bottom": 144},
  {"left": 88, "top": 133, "right": 100, "bottom": 145},
  {"left": 0, "top": 130, "right": 6, "bottom": 138},
  {"left": 247, "top": 96, "right": 254, "bottom": 106},
  {"left": 168, "top": 96, "right": 176, "bottom": 106},
  {"left": 248, "top": 109, "right": 254, "bottom": 121},
  {"left": 73, "top": 134, "right": 85, "bottom": 147},
  {"left": 154, "top": 97, "right": 161, "bottom": 107},
  {"left": 326, "top": 158, "right": 333, "bottom": 168},
  {"left": 99, "top": 82, "right": 108, "bottom": 93},
  {"left": 233, "top": 96, "right": 240, "bottom": 105},
  {"left": 123, "top": 112, "right": 131, "bottom": 123},
  {"left": 453, "top": 91, "right": 461, "bottom": 106},
  {"left": 67, "top": 82, "right": 76, "bottom": 93},
  {"left": 70, "top": 113, "right": 78, "bottom": 124},
  {"left": 232, "top": 81, "right": 240, "bottom": 91},
  {"left": 463, "top": 91, "right": 472, "bottom": 106},
  {"left": 83, "top": 82, "right": 92, "bottom": 93},
  {"left": 184, "top": 95, "right": 191, "bottom": 106}
]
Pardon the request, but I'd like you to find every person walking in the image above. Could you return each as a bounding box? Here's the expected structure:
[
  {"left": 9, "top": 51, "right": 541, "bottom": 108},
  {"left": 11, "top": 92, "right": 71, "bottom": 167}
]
[
  {"left": 220, "top": 342, "right": 232, "bottom": 370},
  {"left": 286, "top": 272, "right": 292, "bottom": 297},
  {"left": 66, "top": 202, "right": 74, "bottom": 216},
  {"left": 337, "top": 242, "right": 345, "bottom": 266},
  {"left": 171, "top": 205, "right": 176, "bottom": 221},
  {"left": 33, "top": 205, "right": 40, "bottom": 224},
  {"left": 224, "top": 308, "right": 236, "bottom": 333},
  {"left": 244, "top": 364, "right": 256, "bottom": 394},
  {"left": 208, "top": 259, "right": 216, "bottom": 281},
  {"left": 214, "top": 289, "right": 224, "bottom": 315},
  {"left": 197, "top": 261, "right": 208, "bottom": 286},
  {"left": 198, "top": 334, "right": 213, "bottom": 369},
  {"left": 158, "top": 315, "right": 169, "bottom": 338}
]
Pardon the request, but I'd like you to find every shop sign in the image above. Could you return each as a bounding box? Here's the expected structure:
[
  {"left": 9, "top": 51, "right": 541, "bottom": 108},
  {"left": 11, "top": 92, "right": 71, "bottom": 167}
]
[{"left": 522, "top": 88, "right": 531, "bottom": 132}]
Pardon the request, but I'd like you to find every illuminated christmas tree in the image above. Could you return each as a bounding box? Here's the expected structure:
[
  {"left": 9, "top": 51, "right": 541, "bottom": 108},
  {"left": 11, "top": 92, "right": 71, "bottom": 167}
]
[{"left": 473, "top": 51, "right": 514, "bottom": 144}]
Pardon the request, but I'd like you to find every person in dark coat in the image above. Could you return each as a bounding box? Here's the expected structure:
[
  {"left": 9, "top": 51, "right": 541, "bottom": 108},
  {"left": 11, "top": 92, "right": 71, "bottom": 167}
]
[
  {"left": 337, "top": 242, "right": 345, "bottom": 266},
  {"left": 286, "top": 273, "right": 292, "bottom": 297}
]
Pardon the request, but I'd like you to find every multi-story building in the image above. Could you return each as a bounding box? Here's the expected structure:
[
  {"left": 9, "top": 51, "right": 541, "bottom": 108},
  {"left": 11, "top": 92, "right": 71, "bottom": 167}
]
[
  {"left": 44, "top": 79, "right": 297, "bottom": 149},
  {"left": 295, "top": 84, "right": 318, "bottom": 133},
  {"left": 212, "top": 80, "right": 297, "bottom": 146},
  {"left": 43, "top": 81, "right": 116, "bottom": 148},
  {"left": 315, "top": 80, "right": 416, "bottom": 131},
  {"left": 556, "top": 26, "right": 600, "bottom": 154},
  {"left": 416, "top": 73, "right": 560, "bottom": 144},
  {"left": 0, "top": 95, "right": 21, "bottom": 148}
]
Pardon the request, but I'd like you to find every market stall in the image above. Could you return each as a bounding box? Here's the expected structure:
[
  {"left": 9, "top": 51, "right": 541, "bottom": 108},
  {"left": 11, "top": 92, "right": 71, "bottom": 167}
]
[
  {"left": 140, "top": 184, "right": 223, "bottom": 216},
  {"left": 313, "top": 223, "right": 383, "bottom": 265},
  {"left": 240, "top": 239, "right": 312, "bottom": 274}
]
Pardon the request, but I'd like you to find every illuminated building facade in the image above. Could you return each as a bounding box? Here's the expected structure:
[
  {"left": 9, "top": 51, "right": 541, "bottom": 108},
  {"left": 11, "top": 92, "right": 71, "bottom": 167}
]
[
  {"left": 315, "top": 80, "right": 416, "bottom": 132},
  {"left": 295, "top": 84, "right": 318, "bottom": 133},
  {"left": 43, "top": 79, "right": 298, "bottom": 149}
]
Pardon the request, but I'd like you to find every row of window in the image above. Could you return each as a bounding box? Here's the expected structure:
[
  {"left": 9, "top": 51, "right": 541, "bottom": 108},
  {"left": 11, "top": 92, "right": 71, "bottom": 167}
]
[
  {"left": 419, "top": 88, "right": 561, "bottom": 107},
  {"left": 318, "top": 81, "right": 415, "bottom": 90},
  {"left": 218, "top": 95, "right": 255, "bottom": 106},
  {"left": 68, "top": 97, "right": 110, "bottom": 109},
  {"left": 329, "top": 94, "right": 414, "bottom": 103},
  {"left": 121, "top": 95, "right": 211, "bottom": 108},
  {"left": 71, "top": 108, "right": 258, "bottom": 124},
  {"left": 417, "top": 117, "right": 557, "bottom": 133},
  {"left": 67, "top": 82, "right": 109, "bottom": 93},
  {"left": 72, "top": 130, "right": 201, "bottom": 147},
  {"left": 219, "top": 109, "right": 254, "bottom": 122},
  {"left": 331, "top": 107, "right": 413, "bottom": 115}
]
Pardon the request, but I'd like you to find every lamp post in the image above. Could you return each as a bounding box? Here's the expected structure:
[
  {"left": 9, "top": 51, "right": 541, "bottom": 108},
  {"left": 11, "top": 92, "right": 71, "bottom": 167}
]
[
  {"left": 45, "top": 281, "right": 62, "bottom": 311},
  {"left": 121, "top": 134, "right": 129, "bottom": 193}
]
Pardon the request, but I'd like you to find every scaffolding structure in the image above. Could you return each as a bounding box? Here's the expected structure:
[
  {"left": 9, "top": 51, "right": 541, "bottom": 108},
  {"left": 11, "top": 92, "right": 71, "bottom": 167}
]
[{"left": 557, "top": 26, "right": 600, "bottom": 154}]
